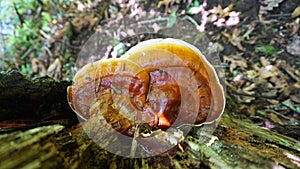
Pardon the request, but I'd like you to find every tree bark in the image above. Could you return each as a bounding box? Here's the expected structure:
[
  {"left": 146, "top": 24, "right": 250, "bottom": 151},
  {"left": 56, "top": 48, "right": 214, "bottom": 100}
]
[{"left": 0, "top": 71, "right": 299, "bottom": 169}]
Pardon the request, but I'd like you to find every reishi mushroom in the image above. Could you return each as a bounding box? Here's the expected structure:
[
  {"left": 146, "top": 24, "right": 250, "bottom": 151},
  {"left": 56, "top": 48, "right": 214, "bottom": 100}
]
[{"left": 67, "top": 38, "right": 225, "bottom": 137}]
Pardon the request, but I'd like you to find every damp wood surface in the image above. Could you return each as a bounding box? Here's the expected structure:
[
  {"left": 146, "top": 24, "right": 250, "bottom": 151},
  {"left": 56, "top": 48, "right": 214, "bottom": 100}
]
[{"left": 0, "top": 71, "right": 299, "bottom": 169}]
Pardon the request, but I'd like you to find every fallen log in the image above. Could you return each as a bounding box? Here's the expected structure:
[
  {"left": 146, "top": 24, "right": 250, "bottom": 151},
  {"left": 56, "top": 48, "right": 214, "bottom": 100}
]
[{"left": 0, "top": 71, "right": 299, "bottom": 169}]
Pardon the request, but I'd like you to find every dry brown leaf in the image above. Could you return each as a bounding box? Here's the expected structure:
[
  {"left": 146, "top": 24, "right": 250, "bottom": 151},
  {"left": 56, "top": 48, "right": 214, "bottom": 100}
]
[
  {"left": 268, "top": 113, "right": 284, "bottom": 125},
  {"left": 213, "top": 4, "right": 234, "bottom": 18},
  {"left": 277, "top": 60, "right": 300, "bottom": 82},
  {"left": 269, "top": 76, "right": 288, "bottom": 89},
  {"left": 72, "top": 15, "right": 99, "bottom": 33},
  {"left": 255, "top": 73, "right": 281, "bottom": 98},
  {"left": 50, "top": 26, "right": 67, "bottom": 43},
  {"left": 292, "top": 6, "right": 300, "bottom": 18},
  {"left": 260, "top": 57, "right": 270, "bottom": 66},
  {"left": 259, "top": 65, "right": 281, "bottom": 79},
  {"left": 286, "top": 35, "right": 300, "bottom": 57},
  {"left": 261, "top": 89, "right": 277, "bottom": 97},
  {"left": 267, "top": 99, "right": 279, "bottom": 105},
  {"left": 224, "top": 55, "right": 248, "bottom": 72},
  {"left": 295, "top": 82, "right": 300, "bottom": 88},
  {"left": 157, "top": 0, "right": 180, "bottom": 13},
  {"left": 243, "top": 23, "right": 256, "bottom": 39},
  {"left": 47, "top": 58, "right": 62, "bottom": 80},
  {"left": 246, "top": 70, "right": 258, "bottom": 79},
  {"left": 259, "top": 0, "right": 284, "bottom": 11},
  {"left": 31, "top": 58, "right": 47, "bottom": 76},
  {"left": 240, "top": 96, "right": 255, "bottom": 103},
  {"left": 248, "top": 105, "right": 256, "bottom": 116},
  {"left": 243, "top": 83, "right": 256, "bottom": 95},
  {"left": 223, "top": 4, "right": 234, "bottom": 16},
  {"left": 221, "top": 29, "right": 245, "bottom": 51},
  {"left": 290, "top": 82, "right": 300, "bottom": 103},
  {"left": 279, "top": 87, "right": 292, "bottom": 99},
  {"left": 258, "top": 0, "right": 284, "bottom": 23}
]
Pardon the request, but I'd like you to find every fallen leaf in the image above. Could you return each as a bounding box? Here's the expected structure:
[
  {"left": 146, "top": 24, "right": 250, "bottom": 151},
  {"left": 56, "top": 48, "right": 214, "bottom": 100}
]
[
  {"left": 72, "top": 15, "right": 99, "bottom": 33},
  {"left": 246, "top": 70, "right": 258, "bottom": 79},
  {"left": 47, "top": 58, "right": 62, "bottom": 80},
  {"left": 50, "top": 26, "right": 67, "bottom": 43},
  {"left": 290, "top": 83, "right": 300, "bottom": 103},
  {"left": 260, "top": 57, "right": 270, "bottom": 66},
  {"left": 259, "top": 0, "right": 284, "bottom": 11},
  {"left": 258, "top": 0, "right": 284, "bottom": 23},
  {"left": 259, "top": 65, "right": 281, "bottom": 79},
  {"left": 224, "top": 55, "right": 248, "bottom": 72},
  {"left": 221, "top": 28, "right": 245, "bottom": 51},
  {"left": 268, "top": 113, "right": 284, "bottom": 125},
  {"left": 157, "top": 0, "right": 180, "bottom": 13},
  {"left": 248, "top": 105, "right": 256, "bottom": 116},
  {"left": 261, "top": 89, "right": 277, "bottom": 97},
  {"left": 267, "top": 99, "right": 279, "bottom": 105},
  {"left": 31, "top": 58, "right": 47, "bottom": 76},
  {"left": 286, "top": 35, "right": 300, "bottom": 57},
  {"left": 243, "top": 83, "right": 256, "bottom": 95},
  {"left": 223, "top": 4, "right": 234, "bottom": 15},
  {"left": 269, "top": 76, "right": 288, "bottom": 89},
  {"left": 292, "top": 6, "right": 300, "bottom": 18},
  {"left": 276, "top": 60, "right": 300, "bottom": 82},
  {"left": 243, "top": 96, "right": 256, "bottom": 103}
]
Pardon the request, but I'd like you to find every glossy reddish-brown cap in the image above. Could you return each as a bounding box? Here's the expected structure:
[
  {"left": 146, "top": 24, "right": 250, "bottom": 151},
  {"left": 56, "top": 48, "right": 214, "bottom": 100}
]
[
  {"left": 124, "top": 38, "right": 225, "bottom": 125},
  {"left": 67, "top": 38, "right": 225, "bottom": 136},
  {"left": 67, "top": 58, "right": 157, "bottom": 135}
]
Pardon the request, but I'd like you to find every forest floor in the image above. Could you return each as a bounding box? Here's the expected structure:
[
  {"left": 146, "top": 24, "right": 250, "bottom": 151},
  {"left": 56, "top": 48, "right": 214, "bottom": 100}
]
[
  {"left": 0, "top": 0, "right": 300, "bottom": 168},
  {"left": 30, "top": 0, "right": 300, "bottom": 141}
]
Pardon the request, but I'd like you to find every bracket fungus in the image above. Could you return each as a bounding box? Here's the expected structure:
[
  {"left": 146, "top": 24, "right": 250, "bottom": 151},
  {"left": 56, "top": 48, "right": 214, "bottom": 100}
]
[{"left": 67, "top": 38, "right": 225, "bottom": 137}]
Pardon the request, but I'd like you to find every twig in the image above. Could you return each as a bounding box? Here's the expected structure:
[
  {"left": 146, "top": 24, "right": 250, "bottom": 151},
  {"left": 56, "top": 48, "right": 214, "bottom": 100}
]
[
  {"left": 13, "top": 2, "right": 23, "bottom": 25},
  {"left": 42, "top": 46, "right": 53, "bottom": 58},
  {"left": 265, "top": 13, "right": 291, "bottom": 18},
  {"left": 20, "top": 46, "right": 33, "bottom": 60},
  {"left": 184, "top": 15, "right": 199, "bottom": 27},
  {"left": 39, "top": 30, "right": 51, "bottom": 40},
  {"left": 139, "top": 17, "right": 169, "bottom": 24}
]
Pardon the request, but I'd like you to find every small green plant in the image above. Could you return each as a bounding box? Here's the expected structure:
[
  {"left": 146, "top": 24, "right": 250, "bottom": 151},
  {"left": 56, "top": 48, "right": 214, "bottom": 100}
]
[
  {"left": 255, "top": 45, "right": 283, "bottom": 56},
  {"left": 0, "top": 0, "right": 70, "bottom": 73},
  {"left": 187, "top": 0, "right": 200, "bottom": 15}
]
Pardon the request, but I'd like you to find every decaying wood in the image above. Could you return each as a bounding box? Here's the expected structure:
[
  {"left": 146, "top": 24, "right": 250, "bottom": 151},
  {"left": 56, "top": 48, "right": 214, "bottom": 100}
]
[
  {"left": 0, "top": 70, "right": 77, "bottom": 129},
  {"left": 0, "top": 71, "right": 299, "bottom": 169}
]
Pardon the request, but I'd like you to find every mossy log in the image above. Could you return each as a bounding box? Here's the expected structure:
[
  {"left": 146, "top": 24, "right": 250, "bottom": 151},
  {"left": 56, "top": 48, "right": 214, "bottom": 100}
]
[{"left": 0, "top": 71, "right": 299, "bottom": 169}]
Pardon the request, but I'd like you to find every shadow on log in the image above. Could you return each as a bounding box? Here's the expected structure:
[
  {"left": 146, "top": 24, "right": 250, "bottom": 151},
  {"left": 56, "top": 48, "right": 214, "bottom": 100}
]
[
  {"left": 0, "top": 70, "right": 78, "bottom": 130},
  {"left": 0, "top": 70, "right": 299, "bottom": 169}
]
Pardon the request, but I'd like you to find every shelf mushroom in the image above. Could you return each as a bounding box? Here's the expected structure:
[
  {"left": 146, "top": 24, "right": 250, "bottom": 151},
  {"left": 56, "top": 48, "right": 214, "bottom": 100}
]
[{"left": 67, "top": 38, "right": 225, "bottom": 137}]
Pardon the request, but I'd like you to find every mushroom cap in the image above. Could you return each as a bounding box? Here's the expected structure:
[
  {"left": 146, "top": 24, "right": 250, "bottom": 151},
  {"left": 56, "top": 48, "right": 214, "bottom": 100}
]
[
  {"left": 67, "top": 38, "right": 225, "bottom": 136},
  {"left": 124, "top": 38, "right": 225, "bottom": 125},
  {"left": 68, "top": 58, "right": 156, "bottom": 135}
]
